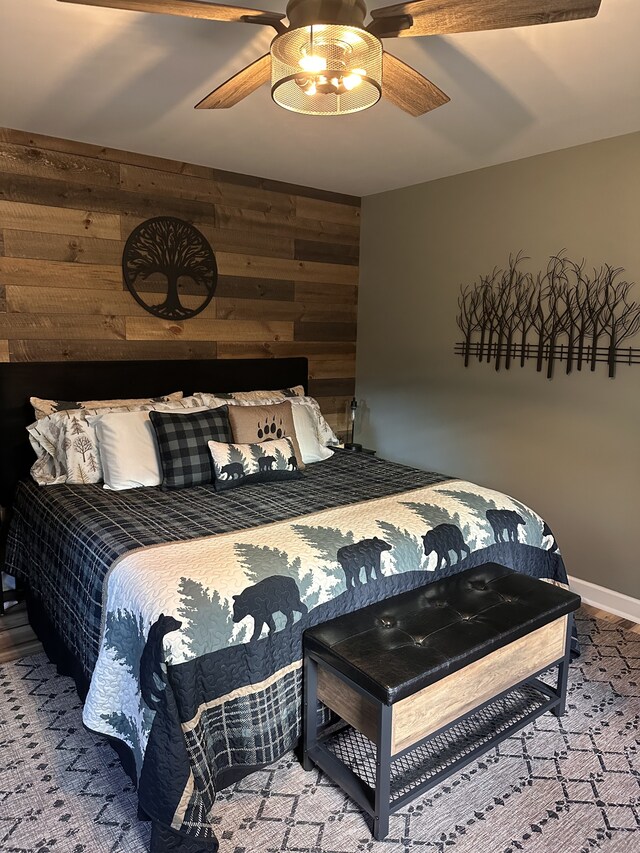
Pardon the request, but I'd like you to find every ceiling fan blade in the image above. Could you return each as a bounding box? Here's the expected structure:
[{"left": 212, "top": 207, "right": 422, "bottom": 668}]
[
  {"left": 195, "top": 54, "right": 271, "bottom": 109},
  {"left": 370, "top": 0, "right": 601, "bottom": 39},
  {"left": 57, "top": 0, "right": 285, "bottom": 28},
  {"left": 382, "top": 52, "right": 449, "bottom": 116}
]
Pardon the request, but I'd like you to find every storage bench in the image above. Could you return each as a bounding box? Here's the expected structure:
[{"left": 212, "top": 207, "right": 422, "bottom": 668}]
[{"left": 302, "top": 563, "right": 581, "bottom": 840}]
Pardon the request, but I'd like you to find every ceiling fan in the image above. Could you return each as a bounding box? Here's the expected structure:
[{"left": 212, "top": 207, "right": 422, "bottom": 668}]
[{"left": 59, "top": 0, "right": 602, "bottom": 117}]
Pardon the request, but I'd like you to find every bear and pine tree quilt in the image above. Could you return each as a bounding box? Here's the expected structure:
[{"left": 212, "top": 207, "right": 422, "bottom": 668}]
[{"left": 74, "top": 466, "right": 566, "bottom": 852}]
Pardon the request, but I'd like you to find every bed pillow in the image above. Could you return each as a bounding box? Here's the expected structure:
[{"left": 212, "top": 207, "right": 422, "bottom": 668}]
[
  {"left": 27, "top": 398, "right": 201, "bottom": 486},
  {"left": 227, "top": 400, "right": 304, "bottom": 469},
  {"left": 153, "top": 395, "right": 204, "bottom": 411},
  {"left": 298, "top": 396, "right": 340, "bottom": 448},
  {"left": 86, "top": 410, "right": 163, "bottom": 490},
  {"left": 28, "top": 404, "right": 155, "bottom": 485},
  {"left": 195, "top": 390, "right": 339, "bottom": 448},
  {"left": 195, "top": 386, "right": 304, "bottom": 406},
  {"left": 149, "top": 406, "right": 231, "bottom": 490},
  {"left": 208, "top": 437, "right": 302, "bottom": 492},
  {"left": 291, "top": 403, "right": 333, "bottom": 464},
  {"left": 30, "top": 391, "right": 183, "bottom": 420}
]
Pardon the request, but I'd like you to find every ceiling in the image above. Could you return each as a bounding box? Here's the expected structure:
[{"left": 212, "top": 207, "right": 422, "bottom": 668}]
[{"left": 1, "top": 0, "right": 639, "bottom": 196}]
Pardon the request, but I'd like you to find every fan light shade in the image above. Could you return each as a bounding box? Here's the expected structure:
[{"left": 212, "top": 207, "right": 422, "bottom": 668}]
[{"left": 271, "top": 24, "right": 382, "bottom": 115}]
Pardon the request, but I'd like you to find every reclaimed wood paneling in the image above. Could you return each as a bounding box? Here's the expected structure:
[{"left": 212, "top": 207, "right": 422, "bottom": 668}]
[
  {"left": 125, "top": 317, "right": 293, "bottom": 343},
  {"left": 5, "top": 285, "right": 208, "bottom": 318},
  {"left": 121, "top": 217, "right": 295, "bottom": 260},
  {"left": 0, "top": 128, "right": 360, "bottom": 435},
  {"left": 215, "top": 297, "right": 356, "bottom": 323},
  {"left": 0, "top": 142, "right": 119, "bottom": 188},
  {"left": 3, "top": 229, "right": 123, "bottom": 265},
  {"left": 121, "top": 164, "right": 297, "bottom": 215},
  {"left": 0, "top": 257, "right": 123, "bottom": 290},
  {"left": 294, "top": 321, "right": 358, "bottom": 342},
  {"left": 0, "top": 199, "right": 121, "bottom": 239},
  {"left": 294, "top": 238, "right": 359, "bottom": 266},
  {"left": 296, "top": 195, "right": 361, "bottom": 227},
  {"left": 216, "top": 253, "right": 358, "bottom": 286},
  {"left": 0, "top": 128, "right": 360, "bottom": 206},
  {"left": 0, "top": 173, "right": 217, "bottom": 224},
  {"left": 295, "top": 281, "right": 358, "bottom": 305},
  {"left": 215, "top": 205, "right": 360, "bottom": 245},
  {"left": 215, "top": 276, "right": 295, "bottom": 302},
  {"left": 216, "top": 341, "right": 356, "bottom": 359},
  {"left": 10, "top": 340, "right": 219, "bottom": 362},
  {"left": 0, "top": 314, "right": 126, "bottom": 340}
]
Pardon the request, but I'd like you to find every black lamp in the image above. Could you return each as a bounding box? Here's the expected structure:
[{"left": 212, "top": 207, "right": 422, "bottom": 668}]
[{"left": 343, "top": 397, "right": 362, "bottom": 451}]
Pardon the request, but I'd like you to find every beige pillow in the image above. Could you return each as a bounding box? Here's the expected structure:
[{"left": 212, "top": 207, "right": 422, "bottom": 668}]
[{"left": 227, "top": 400, "right": 304, "bottom": 469}]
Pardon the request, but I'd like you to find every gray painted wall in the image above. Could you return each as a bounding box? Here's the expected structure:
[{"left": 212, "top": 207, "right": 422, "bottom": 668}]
[{"left": 357, "top": 133, "right": 640, "bottom": 599}]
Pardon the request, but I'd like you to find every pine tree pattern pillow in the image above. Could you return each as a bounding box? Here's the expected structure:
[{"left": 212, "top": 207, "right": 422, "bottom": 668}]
[
  {"left": 208, "top": 437, "right": 303, "bottom": 492},
  {"left": 194, "top": 386, "right": 304, "bottom": 406},
  {"left": 30, "top": 391, "right": 183, "bottom": 420},
  {"left": 28, "top": 398, "right": 202, "bottom": 486}
]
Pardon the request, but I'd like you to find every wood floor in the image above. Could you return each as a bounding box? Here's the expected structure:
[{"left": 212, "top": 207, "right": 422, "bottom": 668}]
[
  {"left": 0, "top": 601, "right": 637, "bottom": 665},
  {"left": 0, "top": 601, "right": 42, "bottom": 663},
  {"left": 581, "top": 603, "right": 640, "bottom": 634}
]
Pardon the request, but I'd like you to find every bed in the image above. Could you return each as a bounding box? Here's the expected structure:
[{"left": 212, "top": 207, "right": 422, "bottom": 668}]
[{"left": 1, "top": 358, "right": 571, "bottom": 853}]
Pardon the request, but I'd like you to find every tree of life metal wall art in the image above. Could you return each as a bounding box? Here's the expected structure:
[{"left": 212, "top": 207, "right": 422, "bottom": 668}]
[
  {"left": 455, "top": 252, "right": 640, "bottom": 379},
  {"left": 122, "top": 217, "right": 218, "bottom": 320}
]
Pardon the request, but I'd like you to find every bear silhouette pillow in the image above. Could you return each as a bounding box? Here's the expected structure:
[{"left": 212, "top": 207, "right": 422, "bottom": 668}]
[
  {"left": 227, "top": 401, "right": 304, "bottom": 469},
  {"left": 208, "top": 437, "right": 303, "bottom": 491}
]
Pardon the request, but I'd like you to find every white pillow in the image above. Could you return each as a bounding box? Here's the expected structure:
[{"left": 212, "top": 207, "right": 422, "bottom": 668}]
[
  {"left": 195, "top": 391, "right": 339, "bottom": 448},
  {"left": 87, "top": 410, "right": 162, "bottom": 490},
  {"left": 292, "top": 403, "right": 333, "bottom": 464},
  {"left": 87, "top": 404, "right": 210, "bottom": 490}
]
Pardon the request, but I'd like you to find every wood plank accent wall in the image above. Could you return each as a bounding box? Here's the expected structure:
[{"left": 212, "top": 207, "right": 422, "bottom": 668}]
[{"left": 0, "top": 128, "right": 360, "bottom": 436}]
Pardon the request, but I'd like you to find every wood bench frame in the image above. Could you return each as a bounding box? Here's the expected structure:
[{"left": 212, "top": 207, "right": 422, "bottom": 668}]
[{"left": 303, "top": 612, "right": 574, "bottom": 840}]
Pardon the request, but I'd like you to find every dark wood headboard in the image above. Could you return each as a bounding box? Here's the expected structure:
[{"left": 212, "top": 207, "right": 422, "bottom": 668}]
[{"left": 0, "top": 357, "right": 308, "bottom": 509}]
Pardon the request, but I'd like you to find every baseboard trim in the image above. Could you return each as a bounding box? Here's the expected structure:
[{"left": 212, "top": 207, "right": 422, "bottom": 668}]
[{"left": 569, "top": 575, "right": 640, "bottom": 623}]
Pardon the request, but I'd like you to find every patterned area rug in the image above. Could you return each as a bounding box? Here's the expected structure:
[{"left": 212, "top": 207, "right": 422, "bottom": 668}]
[{"left": 1, "top": 610, "right": 638, "bottom": 853}]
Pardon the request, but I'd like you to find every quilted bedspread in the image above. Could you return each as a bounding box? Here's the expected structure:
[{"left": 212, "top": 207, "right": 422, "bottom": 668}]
[{"left": 7, "top": 454, "right": 568, "bottom": 853}]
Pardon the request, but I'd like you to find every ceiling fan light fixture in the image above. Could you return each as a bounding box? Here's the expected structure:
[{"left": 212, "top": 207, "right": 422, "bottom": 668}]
[{"left": 271, "top": 24, "right": 382, "bottom": 115}]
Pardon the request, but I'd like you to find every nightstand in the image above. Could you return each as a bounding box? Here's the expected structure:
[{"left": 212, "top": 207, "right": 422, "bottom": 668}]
[{"left": 331, "top": 445, "right": 376, "bottom": 457}]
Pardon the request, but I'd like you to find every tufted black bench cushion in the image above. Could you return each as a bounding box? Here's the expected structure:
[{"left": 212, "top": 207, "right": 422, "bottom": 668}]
[{"left": 304, "top": 563, "right": 581, "bottom": 705}]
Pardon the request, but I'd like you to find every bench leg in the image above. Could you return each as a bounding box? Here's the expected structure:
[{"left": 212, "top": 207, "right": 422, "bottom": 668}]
[
  {"left": 373, "top": 703, "right": 393, "bottom": 840},
  {"left": 552, "top": 614, "right": 573, "bottom": 718},
  {"left": 303, "top": 654, "right": 318, "bottom": 771}
]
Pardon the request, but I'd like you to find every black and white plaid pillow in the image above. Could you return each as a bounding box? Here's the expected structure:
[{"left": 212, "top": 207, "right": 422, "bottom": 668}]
[{"left": 149, "top": 406, "right": 231, "bottom": 489}]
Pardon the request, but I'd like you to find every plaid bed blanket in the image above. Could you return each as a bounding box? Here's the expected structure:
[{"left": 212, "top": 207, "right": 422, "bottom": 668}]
[
  {"left": 6, "top": 453, "right": 448, "bottom": 676},
  {"left": 7, "top": 454, "right": 569, "bottom": 853}
]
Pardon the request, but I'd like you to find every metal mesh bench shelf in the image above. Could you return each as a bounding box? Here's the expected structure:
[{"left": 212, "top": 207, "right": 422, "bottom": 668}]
[{"left": 323, "top": 679, "right": 554, "bottom": 807}]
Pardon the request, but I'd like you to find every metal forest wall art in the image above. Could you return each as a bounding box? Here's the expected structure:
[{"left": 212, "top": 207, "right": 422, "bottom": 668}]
[
  {"left": 123, "top": 216, "right": 218, "bottom": 320},
  {"left": 455, "top": 252, "right": 640, "bottom": 378}
]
